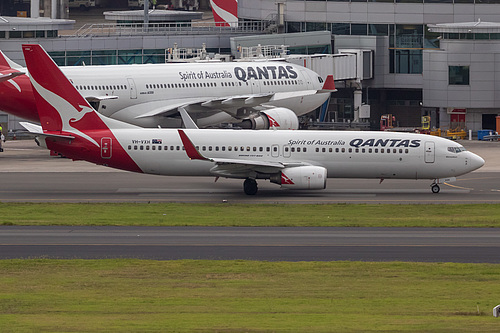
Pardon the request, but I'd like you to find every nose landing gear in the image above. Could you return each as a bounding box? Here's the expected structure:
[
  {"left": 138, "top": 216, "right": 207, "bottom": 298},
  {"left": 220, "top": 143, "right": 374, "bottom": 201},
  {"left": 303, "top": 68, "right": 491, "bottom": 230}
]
[{"left": 431, "top": 183, "right": 440, "bottom": 194}]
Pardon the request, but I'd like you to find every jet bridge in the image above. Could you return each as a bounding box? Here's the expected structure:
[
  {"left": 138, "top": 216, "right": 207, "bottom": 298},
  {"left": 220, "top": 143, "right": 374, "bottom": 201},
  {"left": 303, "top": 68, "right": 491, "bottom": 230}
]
[{"left": 285, "top": 49, "right": 373, "bottom": 123}]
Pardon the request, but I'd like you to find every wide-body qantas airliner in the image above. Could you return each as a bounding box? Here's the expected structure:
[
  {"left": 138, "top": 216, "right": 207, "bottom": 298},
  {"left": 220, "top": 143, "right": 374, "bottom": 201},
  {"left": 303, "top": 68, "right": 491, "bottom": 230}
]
[
  {"left": 20, "top": 44, "right": 484, "bottom": 195},
  {"left": 0, "top": 50, "right": 334, "bottom": 130}
]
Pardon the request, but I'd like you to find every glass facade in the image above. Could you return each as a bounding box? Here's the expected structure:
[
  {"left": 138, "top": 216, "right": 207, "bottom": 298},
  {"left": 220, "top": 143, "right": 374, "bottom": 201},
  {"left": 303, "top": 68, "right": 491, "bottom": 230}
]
[
  {"left": 449, "top": 66, "right": 470, "bottom": 85},
  {"left": 442, "top": 33, "right": 500, "bottom": 40},
  {"left": 47, "top": 47, "right": 233, "bottom": 66},
  {"left": 285, "top": 21, "right": 439, "bottom": 74}
]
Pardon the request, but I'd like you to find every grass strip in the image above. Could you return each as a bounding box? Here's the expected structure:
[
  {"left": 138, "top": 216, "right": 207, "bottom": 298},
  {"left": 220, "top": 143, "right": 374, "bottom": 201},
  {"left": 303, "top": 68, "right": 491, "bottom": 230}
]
[
  {"left": 0, "top": 260, "right": 499, "bottom": 332},
  {"left": 1, "top": 202, "right": 500, "bottom": 227}
]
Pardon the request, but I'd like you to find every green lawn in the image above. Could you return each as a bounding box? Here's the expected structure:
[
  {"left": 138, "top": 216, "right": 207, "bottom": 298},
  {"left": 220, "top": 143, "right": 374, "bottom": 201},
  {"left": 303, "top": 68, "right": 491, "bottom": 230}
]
[
  {"left": 2, "top": 203, "right": 500, "bottom": 331},
  {"left": 1, "top": 202, "right": 500, "bottom": 227},
  {"left": 0, "top": 260, "right": 499, "bottom": 332}
]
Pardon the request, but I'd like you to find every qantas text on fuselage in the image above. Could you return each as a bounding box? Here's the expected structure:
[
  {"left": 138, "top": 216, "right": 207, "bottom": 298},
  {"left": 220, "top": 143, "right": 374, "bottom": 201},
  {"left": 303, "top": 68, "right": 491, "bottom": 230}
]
[
  {"left": 0, "top": 51, "right": 333, "bottom": 130},
  {"left": 20, "top": 44, "right": 485, "bottom": 196}
]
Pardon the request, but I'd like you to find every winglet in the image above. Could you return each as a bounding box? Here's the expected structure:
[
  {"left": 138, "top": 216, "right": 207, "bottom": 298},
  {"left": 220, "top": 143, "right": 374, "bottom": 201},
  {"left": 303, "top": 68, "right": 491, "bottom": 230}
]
[
  {"left": 179, "top": 106, "right": 199, "bottom": 129},
  {"left": 178, "top": 130, "right": 207, "bottom": 160},
  {"left": 320, "top": 75, "right": 336, "bottom": 92}
]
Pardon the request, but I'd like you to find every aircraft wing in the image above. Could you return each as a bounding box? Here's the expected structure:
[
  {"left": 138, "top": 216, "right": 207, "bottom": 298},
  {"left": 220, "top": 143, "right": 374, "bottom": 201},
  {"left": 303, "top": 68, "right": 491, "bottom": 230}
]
[
  {"left": 133, "top": 75, "right": 335, "bottom": 121},
  {"left": 85, "top": 95, "right": 119, "bottom": 102},
  {"left": 133, "top": 99, "right": 208, "bottom": 119},
  {"left": 133, "top": 85, "right": 332, "bottom": 120},
  {"left": 178, "top": 129, "right": 310, "bottom": 178},
  {"left": 134, "top": 93, "right": 275, "bottom": 120}
]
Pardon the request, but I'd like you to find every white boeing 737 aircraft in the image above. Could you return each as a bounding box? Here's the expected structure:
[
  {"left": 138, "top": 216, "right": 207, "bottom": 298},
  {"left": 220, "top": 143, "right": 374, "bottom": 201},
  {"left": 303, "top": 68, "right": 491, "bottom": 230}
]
[
  {"left": 20, "top": 44, "right": 484, "bottom": 195},
  {"left": 0, "top": 50, "right": 334, "bottom": 129}
]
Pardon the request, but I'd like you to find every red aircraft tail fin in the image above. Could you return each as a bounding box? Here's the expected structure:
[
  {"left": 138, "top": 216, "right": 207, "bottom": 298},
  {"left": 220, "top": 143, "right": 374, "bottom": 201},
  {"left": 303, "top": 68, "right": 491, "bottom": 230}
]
[
  {"left": 0, "top": 51, "right": 11, "bottom": 69},
  {"left": 22, "top": 44, "right": 142, "bottom": 173},
  {"left": 210, "top": 0, "right": 238, "bottom": 27},
  {"left": 0, "top": 50, "right": 23, "bottom": 69},
  {"left": 22, "top": 44, "right": 111, "bottom": 136}
]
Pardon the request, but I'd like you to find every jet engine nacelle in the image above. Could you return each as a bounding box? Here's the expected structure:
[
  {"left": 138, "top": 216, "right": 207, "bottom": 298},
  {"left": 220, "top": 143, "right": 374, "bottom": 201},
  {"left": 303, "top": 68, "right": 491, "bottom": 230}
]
[
  {"left": 240, "top": 108, "right": 299, "bottom": 130},
  {"left": 270, "top": 166, "right": 327, "bottom": 190}
]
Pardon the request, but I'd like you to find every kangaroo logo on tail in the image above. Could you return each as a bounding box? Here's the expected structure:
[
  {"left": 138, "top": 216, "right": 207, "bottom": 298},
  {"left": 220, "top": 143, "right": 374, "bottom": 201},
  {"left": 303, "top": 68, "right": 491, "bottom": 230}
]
[
  {"left": 210, "top": 0, "right": 238, "bottom": 27},
  {"left": 23, "top": 44, "right": 105, "bottom": 146},
  {"left": 29, "top": 76, "right": 99, "bottom": 146}
]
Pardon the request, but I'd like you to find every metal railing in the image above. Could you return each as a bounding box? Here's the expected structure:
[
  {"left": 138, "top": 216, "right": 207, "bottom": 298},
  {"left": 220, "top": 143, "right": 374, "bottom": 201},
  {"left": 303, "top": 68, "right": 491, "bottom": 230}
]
[{"left": 65, "top": 19, "right": 277, "bottom": 38}]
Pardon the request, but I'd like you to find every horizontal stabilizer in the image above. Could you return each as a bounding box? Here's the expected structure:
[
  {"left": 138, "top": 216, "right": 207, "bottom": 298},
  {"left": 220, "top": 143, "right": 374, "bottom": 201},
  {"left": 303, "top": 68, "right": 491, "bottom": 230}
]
[
  {"left": 0, "top": 71, "right": 25, "bottom": 83},
  {"left": 20, "top": 122, "right": 75, "bottom": 140}
]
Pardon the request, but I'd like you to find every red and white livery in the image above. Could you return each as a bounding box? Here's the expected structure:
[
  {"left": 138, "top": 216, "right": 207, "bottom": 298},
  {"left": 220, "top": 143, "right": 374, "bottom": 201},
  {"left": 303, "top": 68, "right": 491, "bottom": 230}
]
[
  {"left": 21, "top": 44, "right": 484, "bottom": 195},
  {"left": 0, "top": 50, "right": 334, "bottom": 130},
  {"left": 210, "top": 0, "right": 238, "bottom": 27}
]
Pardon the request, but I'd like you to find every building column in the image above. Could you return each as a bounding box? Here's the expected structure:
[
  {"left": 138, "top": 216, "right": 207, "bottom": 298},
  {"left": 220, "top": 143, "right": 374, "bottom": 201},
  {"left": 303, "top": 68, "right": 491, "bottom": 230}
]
[
  {"left": 51, "top": 0, "right": 57, "bottom": 19},
  {"left": 31, "top": 0, "right": 40, "bottom": 18},
  {"left": 353, "top": 89, "right": 362, "bottom": 122}
]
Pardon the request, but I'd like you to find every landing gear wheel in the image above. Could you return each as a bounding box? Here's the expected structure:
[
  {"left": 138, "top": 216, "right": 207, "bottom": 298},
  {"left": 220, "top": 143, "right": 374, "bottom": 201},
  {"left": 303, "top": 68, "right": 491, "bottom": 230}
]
[
  {"left": 243, "top": 179, "right": 258, "bottom": 195},
  {"left": 431, "top": 184, "right": 440, "bottom": 194}
]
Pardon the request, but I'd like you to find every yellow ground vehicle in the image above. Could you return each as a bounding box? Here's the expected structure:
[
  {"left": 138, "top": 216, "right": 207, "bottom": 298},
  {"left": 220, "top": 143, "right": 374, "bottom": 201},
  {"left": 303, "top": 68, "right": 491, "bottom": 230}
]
[{"left": 380, "top": 114, "right": 431, "bottom": 134}]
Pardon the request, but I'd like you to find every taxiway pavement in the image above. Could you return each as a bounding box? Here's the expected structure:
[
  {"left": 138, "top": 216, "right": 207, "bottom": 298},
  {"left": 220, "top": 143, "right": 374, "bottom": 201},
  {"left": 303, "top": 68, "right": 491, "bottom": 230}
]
[
  {"left": 1, "top": 226, "right": 499, "bottom": 262},
  {"left": 1, "top": 139, "right": 499, "bottom": 262}
]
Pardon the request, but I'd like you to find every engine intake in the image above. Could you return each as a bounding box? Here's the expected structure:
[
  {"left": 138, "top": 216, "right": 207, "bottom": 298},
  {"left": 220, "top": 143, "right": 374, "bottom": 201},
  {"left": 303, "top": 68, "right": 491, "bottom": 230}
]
[
  {"left": 239, "top": 108, "right": 299, "bottom": 130},
  {"left": 270, "top": 166, "right": 327, "bottom": 190}
]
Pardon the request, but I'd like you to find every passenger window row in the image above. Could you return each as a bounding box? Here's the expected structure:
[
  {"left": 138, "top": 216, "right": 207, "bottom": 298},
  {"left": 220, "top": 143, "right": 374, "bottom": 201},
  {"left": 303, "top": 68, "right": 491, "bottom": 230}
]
[
  {"left": 146, "top": 82, "right": 217, "bottom": 89},
  {"left": 313, "top": 147, "right": 410, "bottom": 154},
  {"left": 263, "top": 80, "right": 299, "bottom": 86},
  {"left": 126, "top": 145, "right": 308, "bottom": 153},
  {"left": 144, "top": 79, "right": 299, "bottom": 90},
  {"left": 76, "top": 84, "right": 127, "bottom": 91},
  {"left": 125, "top": 145, "right": 409, "bottom": 155},
  {"left": 74, "top": 79, "right": 301, "bottom": 92}
]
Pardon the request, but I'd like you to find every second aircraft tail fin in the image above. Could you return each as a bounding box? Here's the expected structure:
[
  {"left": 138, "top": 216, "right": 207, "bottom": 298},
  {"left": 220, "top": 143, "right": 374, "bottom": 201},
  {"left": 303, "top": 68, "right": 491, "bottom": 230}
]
[
  {"left": 210, "top": 0, "right": 238, "bottom": 27},
  {"left": 0, "top": 50, "right": 23, "bottom": 70},
  {"left": 22, "top": 44, "right": 137, "bottom": 138}
]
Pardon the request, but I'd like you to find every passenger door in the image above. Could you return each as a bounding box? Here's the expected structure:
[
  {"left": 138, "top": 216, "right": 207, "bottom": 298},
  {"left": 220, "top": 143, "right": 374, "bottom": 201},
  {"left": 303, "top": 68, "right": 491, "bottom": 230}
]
[
  {"left": 127, "top": 78, "right": 137, "bottom": 99},
  {"left": 424, "top": 141, "right": 435, "bottom": 163}
]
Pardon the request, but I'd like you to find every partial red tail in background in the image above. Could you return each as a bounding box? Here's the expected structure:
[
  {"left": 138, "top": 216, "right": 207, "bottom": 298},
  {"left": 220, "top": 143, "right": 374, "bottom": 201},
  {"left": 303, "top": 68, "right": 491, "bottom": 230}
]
[{"left": 210, "top": 0, "right": 238, "bottom": 27}]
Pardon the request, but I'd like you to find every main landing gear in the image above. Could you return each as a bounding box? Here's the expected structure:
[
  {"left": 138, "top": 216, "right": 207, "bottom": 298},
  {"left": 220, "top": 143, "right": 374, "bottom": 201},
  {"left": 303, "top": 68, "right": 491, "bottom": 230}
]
[
  {"left": 243, "top": 178, "right": 258, "bottom": 195},
  {"left": 431, "top": 183, "right": 440, "bottom": 194}
]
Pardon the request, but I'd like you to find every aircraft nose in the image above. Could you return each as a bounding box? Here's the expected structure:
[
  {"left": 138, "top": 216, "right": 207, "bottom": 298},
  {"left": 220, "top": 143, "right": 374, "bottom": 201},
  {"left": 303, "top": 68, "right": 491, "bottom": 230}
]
[{"left": 468, "top": 153, "right": 485, "bottom": 172}]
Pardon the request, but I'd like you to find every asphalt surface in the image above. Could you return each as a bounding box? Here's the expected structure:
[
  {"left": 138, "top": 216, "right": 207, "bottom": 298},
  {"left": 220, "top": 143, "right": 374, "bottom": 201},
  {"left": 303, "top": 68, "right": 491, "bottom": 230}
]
[
  {"left": 1, "top": 226, "right": 499, "bottom": 262},
  {"left": 1, "top": 139, "right": 500, "bottom": 262}
]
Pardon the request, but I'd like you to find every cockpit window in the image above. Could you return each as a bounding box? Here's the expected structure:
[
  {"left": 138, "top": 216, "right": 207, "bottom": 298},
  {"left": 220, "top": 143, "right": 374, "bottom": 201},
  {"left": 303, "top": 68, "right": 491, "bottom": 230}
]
[
  {"left": 447, "top": 146, "right": 467, "bottom": 153},
  {"left": 318, "top": 76, "right": 324, "bottom": 83}
]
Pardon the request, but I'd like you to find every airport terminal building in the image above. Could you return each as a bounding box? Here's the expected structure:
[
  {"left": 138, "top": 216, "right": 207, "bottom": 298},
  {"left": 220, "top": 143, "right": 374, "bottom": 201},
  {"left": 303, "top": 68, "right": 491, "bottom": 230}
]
[
  {"left": 239, "top": 0, "right": 500, "bottom": 131},
  {"left": 2, "top": 1, "right": 500, "bottom": 132}
]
